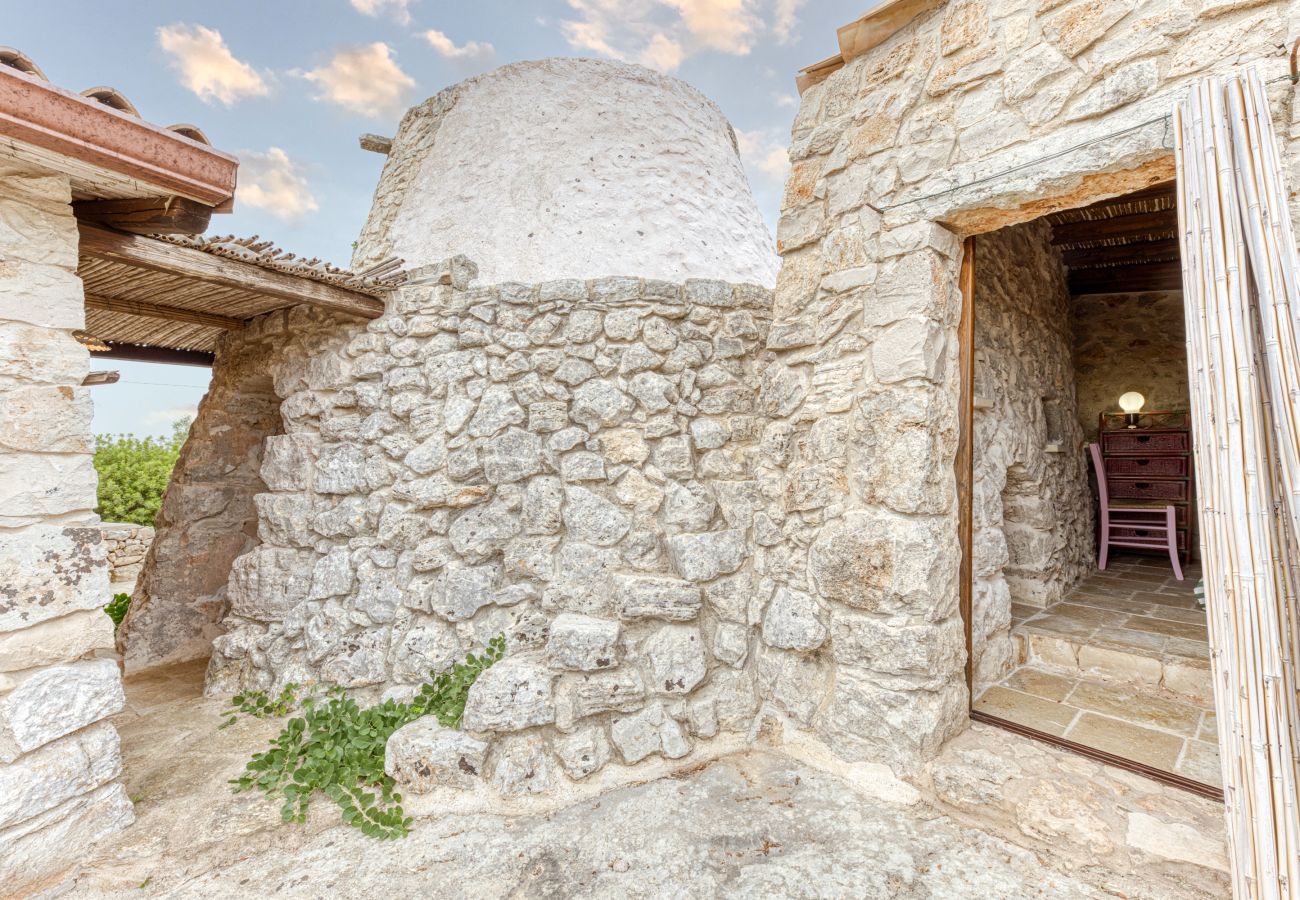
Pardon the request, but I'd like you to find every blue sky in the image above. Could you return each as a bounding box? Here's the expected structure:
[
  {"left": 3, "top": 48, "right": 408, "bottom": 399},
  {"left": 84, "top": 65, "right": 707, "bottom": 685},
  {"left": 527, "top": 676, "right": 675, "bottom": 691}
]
[{"left": 7, "top": 0, "right": 878, "bottom": 436}]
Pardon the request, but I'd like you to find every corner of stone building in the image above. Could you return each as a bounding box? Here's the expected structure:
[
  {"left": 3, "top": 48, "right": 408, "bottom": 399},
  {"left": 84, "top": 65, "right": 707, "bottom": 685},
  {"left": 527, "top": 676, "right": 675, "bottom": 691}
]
[{"left": 0, "top": 163, "right": 132, "bottom": 894}]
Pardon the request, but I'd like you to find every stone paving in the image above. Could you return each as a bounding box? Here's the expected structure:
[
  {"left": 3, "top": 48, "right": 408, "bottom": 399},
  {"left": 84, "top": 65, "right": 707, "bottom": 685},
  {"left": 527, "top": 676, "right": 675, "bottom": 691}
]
[
  {"left": 977, "top": 555, "right": 1219, "bottom": 787},
  {"left": 45, "top": 659, "right": 1226, "bottom": 899}
]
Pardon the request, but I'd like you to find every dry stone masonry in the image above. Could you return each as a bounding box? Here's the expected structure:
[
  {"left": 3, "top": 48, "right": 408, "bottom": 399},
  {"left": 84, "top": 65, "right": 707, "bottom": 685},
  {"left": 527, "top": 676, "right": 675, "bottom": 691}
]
[
  {"left": 101, "top": 523, "right": 155, "bottom": 596},
  {"left": 206, "top": 263, "right": 775, "bottom": 790}
]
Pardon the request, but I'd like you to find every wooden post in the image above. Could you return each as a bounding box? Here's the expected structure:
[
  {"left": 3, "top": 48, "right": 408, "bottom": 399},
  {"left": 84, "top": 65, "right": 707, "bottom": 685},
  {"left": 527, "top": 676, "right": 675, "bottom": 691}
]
[{"left": 958, "top": 237, "right": 976, "bottom": 697}]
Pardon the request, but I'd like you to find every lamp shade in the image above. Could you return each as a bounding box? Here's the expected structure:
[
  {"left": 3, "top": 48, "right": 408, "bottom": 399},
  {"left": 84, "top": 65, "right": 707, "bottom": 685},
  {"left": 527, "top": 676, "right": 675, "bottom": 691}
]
[{"left": 1118, "top": 391, "right": 1146, "bottom": 414}]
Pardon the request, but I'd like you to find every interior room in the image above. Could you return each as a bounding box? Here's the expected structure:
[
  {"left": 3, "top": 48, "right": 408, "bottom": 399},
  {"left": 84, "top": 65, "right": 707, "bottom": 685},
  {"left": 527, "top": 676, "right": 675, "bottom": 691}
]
[{"left": 967, "top": 183, "right": 1219, "bottom": 792}]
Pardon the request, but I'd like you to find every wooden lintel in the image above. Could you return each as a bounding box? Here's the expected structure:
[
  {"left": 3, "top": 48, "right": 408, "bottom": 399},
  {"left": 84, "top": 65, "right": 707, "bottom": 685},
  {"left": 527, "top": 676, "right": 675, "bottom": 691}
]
[
  {"left": 85, "top": 293, "right": 246, "bottom": 330},
  {"left": 90, "top": 342, "right": 214, "bottom": 367},
  {"left": 1069, "top": 261, "right": 1185, "bottom": 294},
  {"left": 77, "top": 223, "right": 385, "bottom": 319},
  {"left": 74, "top": 197, "right": 214, "bottom": 235},
  {"left": 1062, "top": 238, "right": 1181, "bottom": 268},
  {"left": 1050, "top": 210, "right": 1178, "bottom": 245}
]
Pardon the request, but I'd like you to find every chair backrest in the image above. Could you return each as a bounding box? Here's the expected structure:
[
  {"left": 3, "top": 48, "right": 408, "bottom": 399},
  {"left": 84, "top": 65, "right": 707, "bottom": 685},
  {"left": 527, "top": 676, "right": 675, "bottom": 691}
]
[{"left": 1087, "top": 442, "right": 1110, "bottom": 517}]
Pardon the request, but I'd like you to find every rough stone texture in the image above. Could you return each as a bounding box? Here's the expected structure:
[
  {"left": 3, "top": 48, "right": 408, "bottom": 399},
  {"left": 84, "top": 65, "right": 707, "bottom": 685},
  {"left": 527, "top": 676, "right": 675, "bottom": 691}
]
[
  {"left": 971, "top": 220, "right": 1093, "bottom": 689},
  {"left": 0, "top": 163, "right": 130, "bottom": 894},
  {"left": 119, "top": 320, "right": 290, "bottom": 673},
  {"left": 208, "top": 268, "right": 774, "bottom": 790},
  {"left": 1073, "top": 290, "right": 1190, "bottom": 439},
  {"left": 100, "top": 522, "right": 155, "bottom": 596},
  {"left": 353, "top": 58, "right": 778, "bottom": 287},
  {"left": 385, "top": 717, "right": 488, "bottom": 791}
]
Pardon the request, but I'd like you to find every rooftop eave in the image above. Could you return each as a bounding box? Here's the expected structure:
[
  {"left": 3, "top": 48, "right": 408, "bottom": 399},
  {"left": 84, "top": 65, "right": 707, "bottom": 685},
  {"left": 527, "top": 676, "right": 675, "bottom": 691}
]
[{"left": 0, "top": 65, "right": 238, "bottom": 206}]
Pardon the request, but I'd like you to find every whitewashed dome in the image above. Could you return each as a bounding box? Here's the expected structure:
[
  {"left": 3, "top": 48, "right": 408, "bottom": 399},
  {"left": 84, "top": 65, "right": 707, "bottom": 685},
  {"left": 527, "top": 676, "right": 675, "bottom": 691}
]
[{"left": 354, "top": 58, "right": 779, "bottom": 287}]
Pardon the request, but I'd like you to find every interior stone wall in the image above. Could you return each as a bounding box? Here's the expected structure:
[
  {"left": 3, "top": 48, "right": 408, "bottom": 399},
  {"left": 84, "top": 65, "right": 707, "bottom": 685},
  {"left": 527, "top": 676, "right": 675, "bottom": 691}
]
[
  {"left": 972, "top": 220, "right": 1093, "bottom": 689},
  {"left": 207, "top": 261, "right": 776, "bottom": 791},
  {"left": 118, "top": 329, "right": 284, "bottom": 673},
  {"left": 0, "top": 163, "right": 132, "bottom": 893},
  {"left": 1072, "top": 290, "right": 1190, "bottom": 440},
  {"left": 776, "top": 0, "right": 1293, "bottom": 773}
]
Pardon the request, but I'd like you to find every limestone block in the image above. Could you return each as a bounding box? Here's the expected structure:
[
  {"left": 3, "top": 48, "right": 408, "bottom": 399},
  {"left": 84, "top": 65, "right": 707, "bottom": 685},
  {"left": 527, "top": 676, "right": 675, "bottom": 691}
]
[
  {"left": 0, "top": 385, "right": 91, "bottom": 453},
  {"left": 309, "top": 548, "right": 355, "bottom": 600},
  {"left": 319, "top": 626, "right": 391, "bottom": 687},
  {"left": 560, "top": 450, "right": 606, "bottom": 483},
  {"left": 1064, "top": 59, "right": 1158, "bottom": 123},
  {"left": 315, "top": 444, "right": 367, "bottom": 494},
  {"left": 540, "top": 543, "right": 621, "bottom": 617},
  {"left": 816, "top": 668, "right": 967, "bottom": 773},
  {"left": 385, "top": 717, "right": 488, "bottom": 791},
  {"left": 662, "top": 481, "right": 717, "bottom": 532},
  {"left": 556, "top": 668, "right": 647, "bottom": 729},
  {"left": 0, "top": 323, "right": 86, "bottom": 387},
  {"left": 522, "top": 475, "right": 564, "bottom": 534},
  {"left": 449, "top": 502, "right": 520, "bottom": 562},
  {"left": 571, "top": 379, "right": 632, "bottom": 429},
  {"left": 0, "top": 526, "right": 106, "bottom": 632},
  {"left": 393, "top": 475, "right": 491, "bottom": 509},
  {"left": 489, "top": 734, "right": 557, "bottom": 795},
  {"left": 480, "top": 427, "right": 543, "bottom": 484},
  {"left": 830, "top": 611, "right": 965, "bottom": 688},
  {"left": 260, "top": 434, "right": 316, "bottom": 491},
  {"left": 0, "top": 452, "right": 97, "bottom": 526},
  {"left": 553, "top": 725, "right": 610, "bottom": 780},
  {"left": 1002, "top": 42, "right": 1073, "bottom": 103},
  {"left": 1043, "top": 0, "right": 1133, "bottom": 57},
  {"left": 562, "top": 486, "right": 631, "bottom": 546},
  {"left": 432, "top": 564, "right": 500, "bottom": 621},
  {"left": 762, "top": 587, "right": 827, "bottom": 652},
  {"left": 227, "top": 547, "right": 314, "bottom": 621},
  {"left": 545, "top": 613, "right": 619, "bottom": 671},
  {"left": 0, "top": 781, "right": 134, "bottom": 894},
  {"left": 871, "top": 320, "right": 944, "bottom": 384},
  {"left": 462, "top": 653, "right": 556, "bottom": 732},
  {"left": 644, "top": 624, "right": 707, "bottom": 695},
  {"left": 390, "top": 615, "right": 462, "bottom": 682},
  {"left": 808, "top": 510, "right": 957, "bottom": 620},
  {"left": 610, "top": 701, "right": 690, "bottom": 764},
  {"left": 615, "top": 575, "right": 702, "bottom": 622},
  {"left": 666, "top": 529, "right": 747, "bottom": 582},
  {"left": 0, "top": 609, "right": 114, "bottom": 673},
  {"left": 713, "top": 622, "right": 750, "bottom": 667},
  {"left": 0, "top": 721, "right": 122, "bottom": 829},
  {"left": 0, "top": 265, "right": 86, "bottom": 331},
  {"left": 0, "top": 660, "right": 125, "bottom": 762}
]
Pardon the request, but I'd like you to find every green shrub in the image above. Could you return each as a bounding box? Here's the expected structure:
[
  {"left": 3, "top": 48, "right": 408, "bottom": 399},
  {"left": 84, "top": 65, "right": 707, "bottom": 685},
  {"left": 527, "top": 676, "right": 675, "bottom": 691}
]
[
  {"left": 105, "top": 593, "right": 130, "bottom": 630},
  {"left": 231, "top": 635, "right": 505, "bottom": 839},
  {"left": 93, "top": 418, "right": 189, "bottom": 527}
]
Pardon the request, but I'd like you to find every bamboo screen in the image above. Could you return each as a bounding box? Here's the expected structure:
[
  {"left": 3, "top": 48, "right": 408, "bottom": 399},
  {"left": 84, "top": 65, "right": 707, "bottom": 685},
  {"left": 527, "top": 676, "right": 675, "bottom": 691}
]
[{"left": 1175, "top": 67, "right": 1300, "bottom": 898}]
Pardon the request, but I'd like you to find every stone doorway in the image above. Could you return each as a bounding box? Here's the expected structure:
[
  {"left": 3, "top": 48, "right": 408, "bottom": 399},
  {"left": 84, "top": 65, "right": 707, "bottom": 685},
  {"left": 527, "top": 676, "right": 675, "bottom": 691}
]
[{"left": 964, "top": 184, "right": 1220, "bottom": 796}]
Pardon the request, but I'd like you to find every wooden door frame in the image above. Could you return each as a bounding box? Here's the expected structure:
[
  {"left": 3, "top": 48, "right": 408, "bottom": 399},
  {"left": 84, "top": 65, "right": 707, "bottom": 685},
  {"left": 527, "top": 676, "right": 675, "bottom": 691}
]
[{"left": 954, "top": 235, "right": 1222, "bottom": 801}]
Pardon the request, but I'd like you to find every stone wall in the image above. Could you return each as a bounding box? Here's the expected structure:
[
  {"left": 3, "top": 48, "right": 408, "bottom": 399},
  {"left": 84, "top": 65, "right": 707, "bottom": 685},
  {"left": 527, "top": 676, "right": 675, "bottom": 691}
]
[
  {"left": 0, "top": 163, "right": 131, "bottom": 893},
  {"left": 102, "top": 523, "right": 155, "bottom": 597},
  {"left": 1073, "top": 291, "right": 1190, "bottom": 440},
  {"left": 118, "top": 328, "right": 283, "bottom": 673},
  {"left": 776, "top": 0, "right": 1295, "bottom": 773},
  {"left": 207, "top": 261, "right": 777, "bottom": 789},
  {"left": 972, "top": 220, "right": 1093, "bottom": 689}
]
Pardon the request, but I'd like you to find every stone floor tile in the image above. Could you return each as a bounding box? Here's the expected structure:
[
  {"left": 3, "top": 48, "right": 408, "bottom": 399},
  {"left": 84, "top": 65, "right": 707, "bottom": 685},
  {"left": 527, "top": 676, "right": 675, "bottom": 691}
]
[
  {"left": 1002, "top": 667, "right": 1076, "bottom": 703},
  {"left": 1020, "top": 614, "right": 1099, "bottom": 639},
  {"left": 1090, "top": 626, "right": 1168, "bottom": 654},
  {"left": 1077, "top": 644, "right": 1163, "bottom": 686},
  {"left": 1125, "top": 616, "right": 1209, "bottom": 642},
  {"left": 1026, "top": 633, "right": 1080, "bottom": 670},
  {"left": 1142, "top": 606, "right": 1209, "bottom": 626},
  {"left": 1065, "top": 680, "right": 1203, "bottom": 737},
  {"left": 1164, "top": 637, "right": 1211, "bottom": 661},
  {"left": 973, "top": 686, "right": 1079, "bottom": 736},
  {"left": 1176, "top": 740, "right": 1224, "bottom": 788},
  {"left": 1065, "top": 713, "right": 1184, "bottom": 771},
  {"left": 1050, "top": 603, "right": 1128, "bottom": 627},
  {"left": 1131, "top": 590, "right": 1200, "bottom": 610}
]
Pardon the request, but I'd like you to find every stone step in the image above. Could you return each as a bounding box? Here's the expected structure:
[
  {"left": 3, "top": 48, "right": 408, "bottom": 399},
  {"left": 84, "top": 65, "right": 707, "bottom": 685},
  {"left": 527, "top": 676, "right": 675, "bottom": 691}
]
[{"left": 1013, "top": 628, "right": 1212, "bottom": 706}]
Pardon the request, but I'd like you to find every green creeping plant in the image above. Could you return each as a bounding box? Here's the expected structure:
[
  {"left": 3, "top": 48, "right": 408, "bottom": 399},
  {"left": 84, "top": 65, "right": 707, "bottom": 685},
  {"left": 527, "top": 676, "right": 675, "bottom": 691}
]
[{"left": 228, "top": 635, "right": 505, "bottom": 838}]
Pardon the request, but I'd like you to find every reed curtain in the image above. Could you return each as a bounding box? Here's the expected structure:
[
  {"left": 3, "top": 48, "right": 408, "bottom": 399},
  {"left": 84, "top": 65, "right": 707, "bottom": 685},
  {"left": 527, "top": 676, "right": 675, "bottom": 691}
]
[{"left": 1175, "top": 67, "right": 1300, "bottom": 898}]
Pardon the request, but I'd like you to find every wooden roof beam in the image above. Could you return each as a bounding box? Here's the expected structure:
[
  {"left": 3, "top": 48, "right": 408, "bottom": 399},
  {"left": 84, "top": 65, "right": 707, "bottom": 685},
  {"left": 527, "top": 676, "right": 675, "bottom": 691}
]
[
  {"left": 1068, "top": 261, "right": 1185, "bottom": 294},
  {"left": 85, "top": 293, "right": 246, "bottom": 330},
  {"left": 1050, "top": 210, "right": 1178, "bottom": 245},
  {"left": 1061, "top": 238, "right": 1181, "bottom": 268},
  {"left": 77, "top": 223, "right": 385, "bottom": 320},
  {"left": 90, "top": 342, "right": 214, "bottom": 367},
  {"left": 74, "top": 197, "right": 214, "bottom": 235}
]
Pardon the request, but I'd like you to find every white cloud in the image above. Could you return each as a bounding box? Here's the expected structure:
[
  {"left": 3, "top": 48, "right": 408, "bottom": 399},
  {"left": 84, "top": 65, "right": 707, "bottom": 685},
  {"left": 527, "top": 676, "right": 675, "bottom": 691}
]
[
  {"left": 144, "top": 405, "right": 198, "bottom": 426},
  {"left": 157, "top": 24, "right": 268, "bottom": 106},
  {"left": 772, "top": 0, "right": 805, "bottom": 44},
  {"left": 238, "top": 148, "right": 319, "bottom": 222},
  {"left": 736, "top": 128, "right": 790, "bottom": 184},
  {"left": 773, "top": 91, "right": 797, "bottom": 108},
  {"left": 639, "top": 33, "right": 685, "bottom": 70},
  {"left": 559, "top": 0, "right": 760, "bottom": 71},
  {"left": 349, "top": 0, "right": 413, "bottom": 25},
  {"left": 297, "top": 43, "right": 416, "bottom": 119},
  {"left": 422, "top": 29, "right": 496, "bottom": 64}
]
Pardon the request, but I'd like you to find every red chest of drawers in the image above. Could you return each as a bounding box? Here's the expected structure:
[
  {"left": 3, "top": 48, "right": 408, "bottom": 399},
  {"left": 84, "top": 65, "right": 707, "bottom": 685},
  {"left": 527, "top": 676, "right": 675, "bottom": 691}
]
[{"left": 1099, "top": 412, "right": 1195, "bottom": 559}]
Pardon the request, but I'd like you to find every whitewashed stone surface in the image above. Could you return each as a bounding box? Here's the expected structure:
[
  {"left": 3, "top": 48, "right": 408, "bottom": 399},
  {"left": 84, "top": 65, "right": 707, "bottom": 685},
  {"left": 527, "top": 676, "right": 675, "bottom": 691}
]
[{"left": 385, "top": 718, "right": 487, "bottom": 791}]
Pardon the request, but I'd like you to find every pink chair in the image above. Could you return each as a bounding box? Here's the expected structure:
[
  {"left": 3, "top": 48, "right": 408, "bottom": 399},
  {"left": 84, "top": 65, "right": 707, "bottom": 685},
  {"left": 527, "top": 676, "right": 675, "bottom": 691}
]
[{"left": 1088, "top": 443, "right": 1183, "bottom": 581}]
